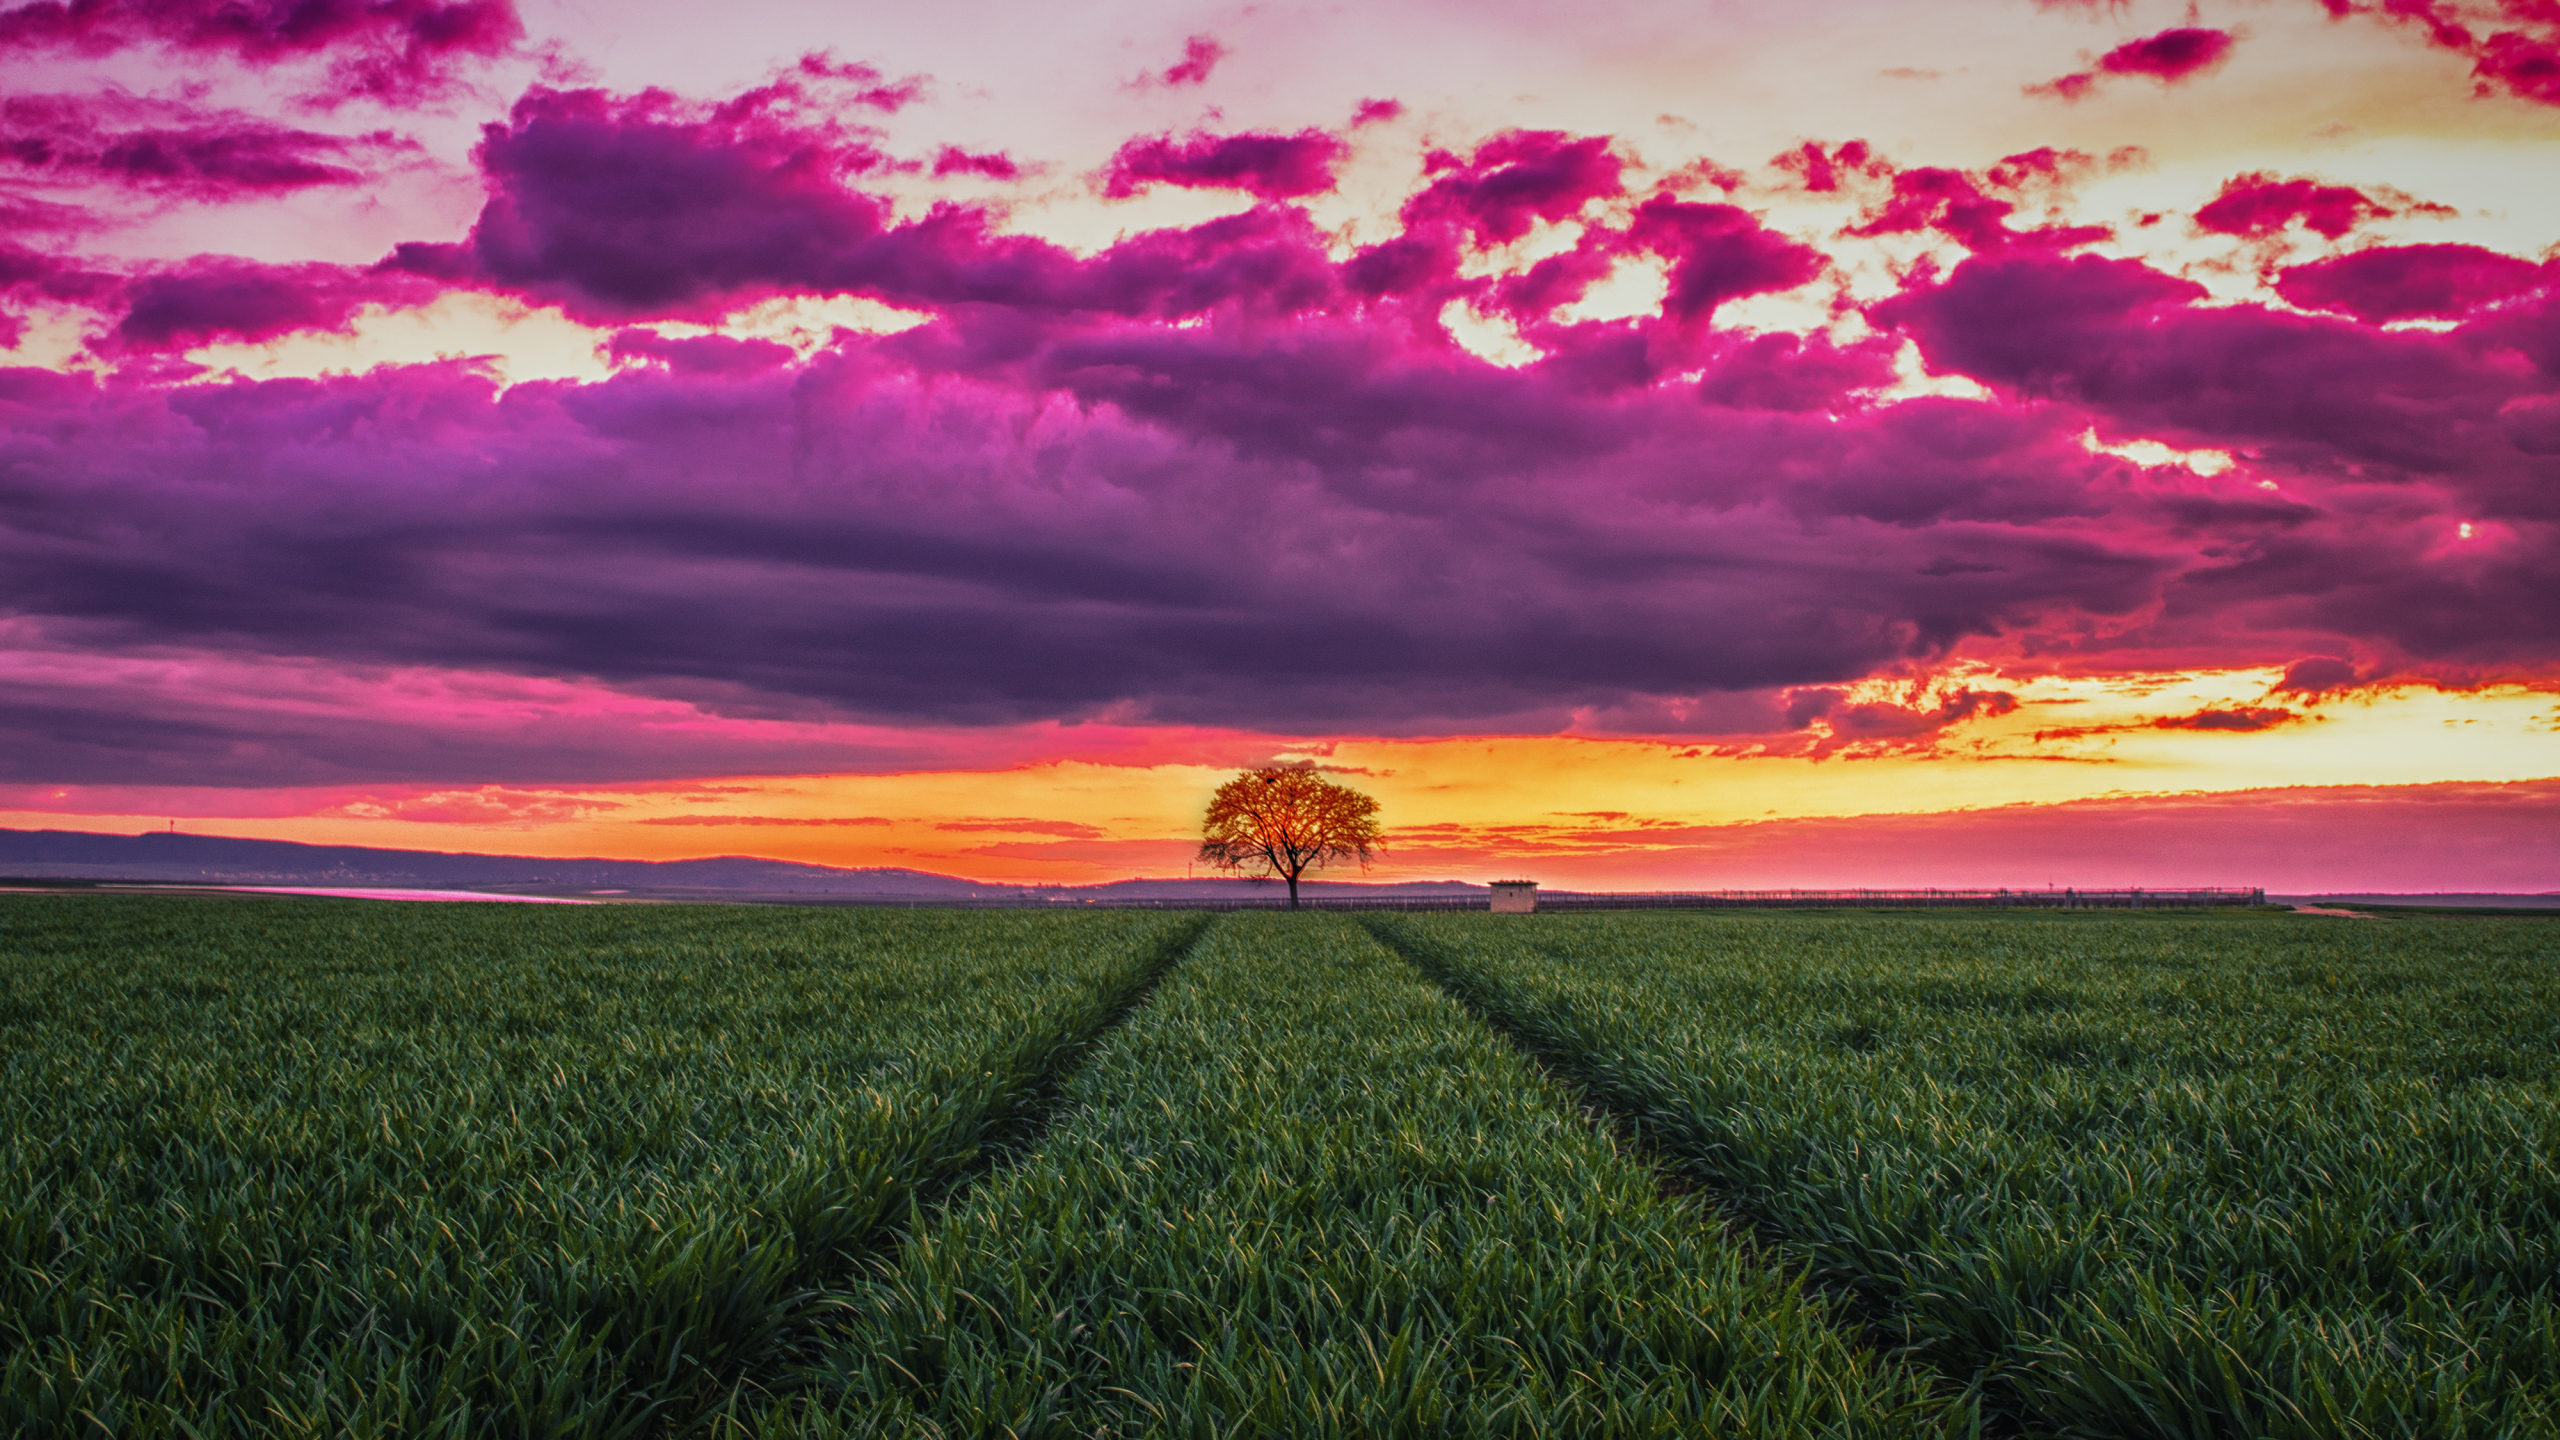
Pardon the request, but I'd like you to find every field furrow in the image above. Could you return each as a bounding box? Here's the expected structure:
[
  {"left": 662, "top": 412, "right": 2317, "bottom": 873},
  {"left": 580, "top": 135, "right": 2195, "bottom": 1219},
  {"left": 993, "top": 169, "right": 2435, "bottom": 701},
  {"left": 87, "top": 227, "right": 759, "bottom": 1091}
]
[
  {"left": 785, "top": 910, "right": 1972, "bottom": 1439},
  {"left": 1366, "top": 910, "right": 2560, "bottom": 1440},
  {"left": 0, "top": 897, "right": 1204, "bottom": 1438}
]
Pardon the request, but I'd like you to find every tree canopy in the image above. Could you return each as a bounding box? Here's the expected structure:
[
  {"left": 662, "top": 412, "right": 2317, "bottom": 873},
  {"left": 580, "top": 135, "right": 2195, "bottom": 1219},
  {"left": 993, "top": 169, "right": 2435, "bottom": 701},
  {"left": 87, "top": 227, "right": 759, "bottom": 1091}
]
[{"left": 1198, "top": 768, "right": 1382, "bottom": 909}]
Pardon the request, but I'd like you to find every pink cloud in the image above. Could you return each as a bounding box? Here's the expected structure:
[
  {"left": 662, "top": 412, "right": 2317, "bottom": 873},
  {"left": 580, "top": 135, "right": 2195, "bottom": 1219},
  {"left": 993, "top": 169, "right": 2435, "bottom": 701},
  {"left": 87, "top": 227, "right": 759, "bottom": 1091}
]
[
  {"left": 1148, "top": 34, "right": 1227, "bottom": 88},
  {"left": 932, "top": 146, "right": 1021, "bottom": 180},
  {"left": 1782, "top": 686, "right": 2023, "bottom": 756},
  {"left": 1771, "top": 139, "right": 1888, "bottom": 194},
  {"left": 761, "top": 51, "right": 927, "bottom": 113}
]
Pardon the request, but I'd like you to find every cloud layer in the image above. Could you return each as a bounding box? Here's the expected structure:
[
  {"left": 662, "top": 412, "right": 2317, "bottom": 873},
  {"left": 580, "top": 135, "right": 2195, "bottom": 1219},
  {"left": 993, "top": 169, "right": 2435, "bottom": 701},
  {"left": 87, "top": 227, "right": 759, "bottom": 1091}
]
[
  {"left": 0, "top": 9, "right": 2556, "bottom": 791},
  {"left": 0, "top": 0, "right": 522, "bottom": 105}
]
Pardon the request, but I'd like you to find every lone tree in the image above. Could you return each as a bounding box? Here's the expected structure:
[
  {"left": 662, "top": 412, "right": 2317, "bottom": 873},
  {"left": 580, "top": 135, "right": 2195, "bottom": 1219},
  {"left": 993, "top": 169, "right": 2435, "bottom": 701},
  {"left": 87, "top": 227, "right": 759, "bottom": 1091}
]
[{"left": 1198, "top": 767, "right": 1383, "bottom": 910}]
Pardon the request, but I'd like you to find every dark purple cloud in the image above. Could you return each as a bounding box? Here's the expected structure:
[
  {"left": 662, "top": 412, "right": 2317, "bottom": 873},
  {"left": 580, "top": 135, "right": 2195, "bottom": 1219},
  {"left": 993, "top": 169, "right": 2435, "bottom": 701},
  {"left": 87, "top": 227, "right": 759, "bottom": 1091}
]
[
  {"left": 604, "top": 328, "right": 796, "bottom": 375},
  {"left": 0, "top": 321, "right": 2185, "bottom": 773},
  {"left": 108, "top": 258, "right": 432, "bottom": 350},
  {"left": 1102, "top": 129, "right": 1348, "bottom": 200},
  {"left": 386, "top": 85, "right": 898, "bottom": 320},
  {"left": 0, "top": 240, "right": 114, "bottom": 304},
  {"left": 382, "top": 87, "right": 1357, "bottom": 325},
  {"left": 2276, "top": 243, "right": 2551, "bottom": 322},
  {"left": 1693, "top": 332, "right": 1899, "bottom": 413},
  {"left": 1876, "top": 248, "right": 2548, "bottom": 498},
  {"left": 2273, "top": 655, "right": 2362, "bottom": 693},
  {"left": 0, "top": 0, "right": 522, "bottom": 105},
  {"left": 1875, "top": 246, "right": 2560, "bottom": 660},
  {"left": 0, "top": 93, "right": 400, "bottom": 199}
]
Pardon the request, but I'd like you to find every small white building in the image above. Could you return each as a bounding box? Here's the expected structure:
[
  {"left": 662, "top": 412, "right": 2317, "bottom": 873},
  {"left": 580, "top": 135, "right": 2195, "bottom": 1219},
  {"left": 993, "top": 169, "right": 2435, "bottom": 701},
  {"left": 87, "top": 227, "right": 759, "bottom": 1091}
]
[{"left": 1489, "top": 880, "right": 1538, "bottom": 914}]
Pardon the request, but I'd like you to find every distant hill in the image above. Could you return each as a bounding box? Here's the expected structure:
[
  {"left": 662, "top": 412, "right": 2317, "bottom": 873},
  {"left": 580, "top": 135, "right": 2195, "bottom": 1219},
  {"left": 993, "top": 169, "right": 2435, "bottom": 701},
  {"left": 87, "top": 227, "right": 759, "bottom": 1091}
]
[
  {"left": 0, "top": 828, "right": 999, "bottom": 896},
  {"left": 0, "top": 828, "right": 1490, "bottom": 900}
]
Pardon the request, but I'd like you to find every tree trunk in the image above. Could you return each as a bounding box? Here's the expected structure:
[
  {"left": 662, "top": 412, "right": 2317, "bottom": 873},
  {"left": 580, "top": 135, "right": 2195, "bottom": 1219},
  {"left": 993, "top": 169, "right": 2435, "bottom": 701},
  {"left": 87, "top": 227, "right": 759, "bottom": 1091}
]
[{"left": 1285, "top": 870, "right": 1300, "bottom": 910}]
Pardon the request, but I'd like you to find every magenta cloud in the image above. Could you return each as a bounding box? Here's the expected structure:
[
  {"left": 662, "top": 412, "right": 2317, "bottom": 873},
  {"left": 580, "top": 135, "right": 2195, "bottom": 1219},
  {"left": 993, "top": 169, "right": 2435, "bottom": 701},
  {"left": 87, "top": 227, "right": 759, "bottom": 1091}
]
[
  {"left": 932, "top": 146, "right": 1021, "bottom": 180},
  {"left": 1102, "top": 129, "right": 1348, "bottom": 200},
  {"left": 2193, "top": 170, "right": 2415, "bottom": 239},
  {"left": 2032, "top": 26, "right": 2237, "bottom": 100},
  {"left": 106, "top": 257, "right": 433, "bottom": 350},
  {"left": 2343, "top": 0, "right": 2560, "bottom": 107},
  {"left": 0, "top": 62, "right": 2555, "bottom": 788},
  {"left": 0, "top": 93, "right": 406, "bottom": 200},
  {"left": 2276, "top": 243, "right": 2552, "bottom": 322},
  {"left": 1147, "top": 34, "right": 1227, "bottom": 87},
  {"left": 0, "top": 0, "right": 523, "bottom": 105}
]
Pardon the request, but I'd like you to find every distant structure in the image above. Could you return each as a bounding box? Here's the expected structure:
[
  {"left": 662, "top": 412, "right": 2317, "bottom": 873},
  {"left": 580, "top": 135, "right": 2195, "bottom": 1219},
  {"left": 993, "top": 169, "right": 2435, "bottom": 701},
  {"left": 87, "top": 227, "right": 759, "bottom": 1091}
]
[{"left": 1489, "top": 880, "right": 1538, "bottom": 914}]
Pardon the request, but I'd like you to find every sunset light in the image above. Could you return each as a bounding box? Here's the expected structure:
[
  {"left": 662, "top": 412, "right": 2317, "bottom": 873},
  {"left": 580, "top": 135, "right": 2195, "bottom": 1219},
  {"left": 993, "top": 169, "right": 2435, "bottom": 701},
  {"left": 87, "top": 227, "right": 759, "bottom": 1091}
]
[
  {"left": 0, "top": 0, "right": 2553, "bottom": 892},
  {"left": 10, "top": 5, "right": 2560, "bottom": 1429}
]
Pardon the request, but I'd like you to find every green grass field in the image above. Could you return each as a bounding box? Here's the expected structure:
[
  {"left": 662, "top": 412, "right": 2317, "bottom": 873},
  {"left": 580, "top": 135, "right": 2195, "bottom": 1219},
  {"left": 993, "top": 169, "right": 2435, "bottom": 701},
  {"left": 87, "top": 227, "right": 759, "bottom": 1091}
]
[{"left": 3, "top": 896, "right": 2552, "bottom": 1438}]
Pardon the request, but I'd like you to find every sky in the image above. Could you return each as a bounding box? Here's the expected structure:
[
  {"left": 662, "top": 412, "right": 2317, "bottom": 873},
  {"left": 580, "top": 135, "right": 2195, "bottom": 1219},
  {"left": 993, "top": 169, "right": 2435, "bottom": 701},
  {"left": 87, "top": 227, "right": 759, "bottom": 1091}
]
[{"left": 0, "top": 0, "right": 2556, "bottom": 890}]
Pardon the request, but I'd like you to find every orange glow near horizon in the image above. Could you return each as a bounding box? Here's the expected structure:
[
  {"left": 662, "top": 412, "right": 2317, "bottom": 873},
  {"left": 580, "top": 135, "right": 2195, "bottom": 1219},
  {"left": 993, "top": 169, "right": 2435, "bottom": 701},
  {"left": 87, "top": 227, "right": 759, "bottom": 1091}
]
[{"left": 6, "top": 669, "right": 2553, "bottom": 888}]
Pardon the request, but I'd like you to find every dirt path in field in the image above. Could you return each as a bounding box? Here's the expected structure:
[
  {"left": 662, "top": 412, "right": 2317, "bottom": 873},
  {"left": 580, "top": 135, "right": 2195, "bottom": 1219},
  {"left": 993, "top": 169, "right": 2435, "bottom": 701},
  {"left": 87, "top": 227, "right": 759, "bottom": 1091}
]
[{"left": 2292, "top": 905, "right": 2380, "bottom": 918}]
